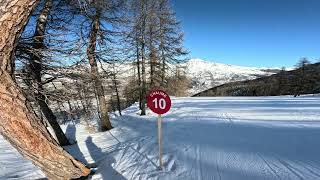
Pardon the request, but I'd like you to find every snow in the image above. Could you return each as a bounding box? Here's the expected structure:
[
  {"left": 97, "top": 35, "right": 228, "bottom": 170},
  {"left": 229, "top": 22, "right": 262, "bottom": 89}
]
[
  {"left": 1, "top": 96, "right": 320, "bottom": 180},
  {"left": 183, "top": 59, "right": 276, "bottom": 94},
  {"left": 186, "top": 59, "right": 269, "bottom": 75}
]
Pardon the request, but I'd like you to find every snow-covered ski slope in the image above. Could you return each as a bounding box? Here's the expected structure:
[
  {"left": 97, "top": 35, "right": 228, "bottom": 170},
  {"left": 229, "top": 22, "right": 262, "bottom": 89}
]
[{"left": 1, "top": 96, "right": 320, "bottom": 180}]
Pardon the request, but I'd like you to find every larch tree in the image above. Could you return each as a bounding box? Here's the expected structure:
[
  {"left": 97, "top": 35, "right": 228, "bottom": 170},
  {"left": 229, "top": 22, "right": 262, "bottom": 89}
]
[
  {"left": 131, "top": 16, "right": 143, "bottom": 111},
  {"left": 147, "top": 1, "right": 158, "bottom": 88},
  {"left": 139, "top": 0, "right": 148, "bottom": 115},
  {"left": 123, "top": 1, "right": 143, "bottom": 110},
  {"left": 277, "top": 67, "right": 286, "bottom": 95},
  {"left": 25, "top": 0, "right": 70, "bottom": 145},
  {"left": 87, "top": 10, "right": 113, "bottom": 131},
  {"left": 110, "top": 64, "right": 123, "bottom": 116},
  {"left": 129, "top": 0, "right": 149, "bottom": 115},
  {"left": 124, "top": 0, "right": 188, "bottom": 115},
  {"left": 78, "top": 0, "right": 124, "bottom": 131},
  {"left": 126, "top": 0, "right": 148, "bottom": 115},
  {"left": 294, "top": 58, "right": 311, "bottom": 97},
  {"left": 0, "top": 0, "right": 90, "bottom": 179},
  {"left": 157, "top": 0, "right": 188, "bottom": 87}
]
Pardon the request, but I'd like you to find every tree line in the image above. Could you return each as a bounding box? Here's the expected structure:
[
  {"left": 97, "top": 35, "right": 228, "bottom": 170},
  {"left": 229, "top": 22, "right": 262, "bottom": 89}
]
[{"left": 0, "top": 0, "right": 188, "bottom": 179}]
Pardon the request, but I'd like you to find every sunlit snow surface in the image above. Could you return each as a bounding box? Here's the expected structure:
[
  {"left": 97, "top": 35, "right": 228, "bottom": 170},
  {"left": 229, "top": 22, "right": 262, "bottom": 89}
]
[{"left": 1, "top": 96, "right": 320, "bottom": 180}]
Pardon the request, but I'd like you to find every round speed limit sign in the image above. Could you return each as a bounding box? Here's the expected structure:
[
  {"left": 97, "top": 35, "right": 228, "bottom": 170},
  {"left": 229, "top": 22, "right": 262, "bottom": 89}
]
[{"left": 147, "top": 90, "right": 171, "bottom": 115}]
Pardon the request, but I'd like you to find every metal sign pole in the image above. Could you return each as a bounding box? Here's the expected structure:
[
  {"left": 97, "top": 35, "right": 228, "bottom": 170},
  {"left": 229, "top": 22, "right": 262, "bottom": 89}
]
[{"left": 158, "top": 114, "right": 163, "bottom": 169}]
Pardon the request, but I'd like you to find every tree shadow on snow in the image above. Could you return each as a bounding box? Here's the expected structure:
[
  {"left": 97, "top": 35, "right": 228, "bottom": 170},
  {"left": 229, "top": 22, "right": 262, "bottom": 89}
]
[
  {"left": 86, "top": 136, "right": 127, "bottom": 180},
  {"left": 64, "top": 124, "right": 88, "bottom": 165}
]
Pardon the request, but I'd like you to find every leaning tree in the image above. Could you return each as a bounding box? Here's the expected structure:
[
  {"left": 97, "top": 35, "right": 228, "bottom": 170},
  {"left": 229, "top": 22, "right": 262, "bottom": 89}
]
[{"left": 0, "top": 0, "right": 90, "bottom": 179}]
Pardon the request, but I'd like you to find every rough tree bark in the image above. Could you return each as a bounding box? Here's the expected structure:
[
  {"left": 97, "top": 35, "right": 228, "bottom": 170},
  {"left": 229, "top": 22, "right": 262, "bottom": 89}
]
[
  {"left": 0, "top": 0, "right": 91, "bottom": 179},
  {"left": 28, "top": 0, "right": 70, "bottom": 146},
  {"left": 87, "top": 15, "right": 113, "bottom": 131}
]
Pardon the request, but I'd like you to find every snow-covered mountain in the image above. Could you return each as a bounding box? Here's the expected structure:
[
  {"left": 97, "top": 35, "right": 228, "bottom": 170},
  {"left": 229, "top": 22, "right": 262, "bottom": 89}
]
[
  {"left": 184, "top": 59, "right": 277, "bottom": 94},
  {"left": 97, "top": 58, "right": 277, "bottom": 95}
]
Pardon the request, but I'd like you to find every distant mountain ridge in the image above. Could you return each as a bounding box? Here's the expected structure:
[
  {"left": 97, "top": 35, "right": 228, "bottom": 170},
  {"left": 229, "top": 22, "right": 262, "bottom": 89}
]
[{"left": 183, "top": 58, "right": 278, "bottom": 94}]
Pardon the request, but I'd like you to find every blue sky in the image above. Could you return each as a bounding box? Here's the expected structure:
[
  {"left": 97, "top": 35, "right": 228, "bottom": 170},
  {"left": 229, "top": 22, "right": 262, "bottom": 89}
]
[{"left": 172, "top": 0, "right": 320, "bottom": 67}]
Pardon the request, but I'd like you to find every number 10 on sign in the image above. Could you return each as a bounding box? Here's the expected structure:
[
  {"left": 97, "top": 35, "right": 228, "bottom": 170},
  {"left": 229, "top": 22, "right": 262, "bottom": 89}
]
[
  {"left": 147, "top": 90, "right": 172, "bottom": 169},
  {"left": 152, "top": 98, "right": 166, "bottom": 109}
]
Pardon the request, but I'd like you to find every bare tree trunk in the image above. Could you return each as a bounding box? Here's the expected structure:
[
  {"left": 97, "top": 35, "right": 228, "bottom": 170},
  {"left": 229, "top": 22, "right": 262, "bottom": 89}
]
[
  {"left": 87, "top": 16, "right": 113, "bottom": 131},
  {"left": 113, "top": 73, "right": 122, "bottom": 116},
  {"left": 67, "top": 100, "right": 77, "bottom": 122},
  {"left": 150, "top": 49, "right": 157, "bottom": 87},
  {"left": 160, "top": 48, "right": 165, "bottom": 86},
  {"left": 149, "top": 29, "right": 156, "bottom": 88},
  {"left": 76, "top": 81, "right": 88, "bottom": 113},
  {"left": 0, "top": 0, "right": 90, "bottom": 179},
  {"left": 141, "top": 47, "right": 147, "bottom": 115},
  {"left": 136, "top": 32, "right": 142, "bottom": 110},
  {"left": 140, "top": 0, "right": 147, "bottom": 116},
  {"left": 28, "top": 0, "right": 70, "bottom": 146}
]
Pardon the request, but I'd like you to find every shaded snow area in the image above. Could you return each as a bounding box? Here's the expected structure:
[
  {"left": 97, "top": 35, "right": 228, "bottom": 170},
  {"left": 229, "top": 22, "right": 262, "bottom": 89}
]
[{"left": 1, "top": 96, "right": 320, "bottom": 180}]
